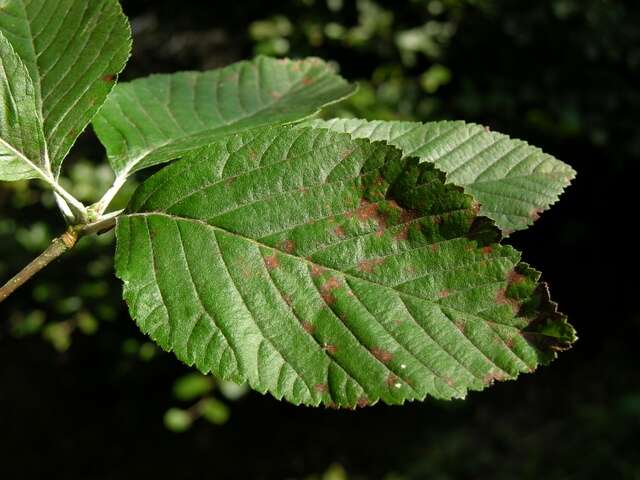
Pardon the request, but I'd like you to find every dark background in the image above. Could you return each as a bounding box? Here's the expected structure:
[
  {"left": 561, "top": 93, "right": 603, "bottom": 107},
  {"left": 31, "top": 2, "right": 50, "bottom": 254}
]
[{"left": 0, "top": 0, "right": 637, "bottom": 478}]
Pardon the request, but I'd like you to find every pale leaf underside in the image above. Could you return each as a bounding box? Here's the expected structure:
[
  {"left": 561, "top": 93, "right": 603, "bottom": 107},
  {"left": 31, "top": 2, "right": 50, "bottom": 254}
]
[
  {"left": 309, "top": 119, "right": 576, "bottom": 233},
  {"left": 0, "top": 0, "right": 131, "bottom": 175},
  {"left": 93, "top": 56, "right": 357, "bottom": 179},
  {"left": 115, "top": 126, "right": 575, "bottom": 408},
  {"left": 0, "top": 30, "right": 46, "bottom": 181}
]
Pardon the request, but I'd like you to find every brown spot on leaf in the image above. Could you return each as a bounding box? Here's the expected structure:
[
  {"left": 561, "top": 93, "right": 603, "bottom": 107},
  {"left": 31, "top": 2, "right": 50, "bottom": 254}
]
[
  {"left": 400, "top": 208, "right": 419, "bottom": 224},
  {"left": 507, "top": 270, "right": 525, "bottom": 285},
  {"left": 394, "top": 224, "right": 411, "bottom": 241},
  {"left": 471, "top": 200, "right": 481, "bottom": 215},
  {"left": 323, "top": 343, "right": 337, "bottom": 355},
  {"left": 302, "top": 76, "right": 314, "bottom": 85},
  {"left": 432, "top": 215, "right": 443, "bottom": 225},
  {"left": 280, "top": 239, "right": 295, "bottom": 254},
  {"left": 481, "top": 246, "right": 493, "bottom": 255},
  {"left": 282, "top": 294, "right": 293, "bottom": 306},
  {"left": 355, "top": 199, "right": 389, "bottom": 237},
  {"left": 386, "top": 374, "right": 400, "bottom": 387},
  {"left": 248, "top": 149, "right": 258, "bottom": 160},
  {"left": 356, "top": 199, "right": 380, "bottom": 221},
  {"left": 321, "top": 293, "right": 335, "bottom": 305},
  {"left": 445, "top": 377, "right": 455, "bottom": 387},
  {"left": 438, "top": 289, "right": 450, "bottom": 299},
  {"left": 334, "top": 225, "right": 346, "bottom": 238},
  {"left": 529, "top": 208, "right": 543, "bottom": 222},
  {"left": 263, "top": 254, "right": 279, "bottom": 270},
  {"left": 302, "top": 321, "right": 315, "bottom": 334},
  {"left": 484, "top": 370, "right": 508, "bottom": 386},
  {"left": 320, "top": 276, "right": 341, "bottom": 305},
  {"left": 431, "top": 243, "right": 440, "bottom": 252},
  {"left": 357, "top": 258, "right": 384, "bottom": 273},
  {"left": 310, "top": 263, "right": 326, "bottom": 278},
  {"left": 371, "top": 347, "right": 394, "bottom": 363},
  {"left": 314, "top": 383, "right": 328, "bottom": 393},
  {"left": 356, "top": 396, "right": 370, "bottom": 408},
  {"left": 270, "top": 91, "right": 282, "bottom": 99},
  {"left": 496, "top": 288, "right": 520, "bottom": 313},
  {"left": 102, "top": 74, "right": 116, "bottom": 82}
]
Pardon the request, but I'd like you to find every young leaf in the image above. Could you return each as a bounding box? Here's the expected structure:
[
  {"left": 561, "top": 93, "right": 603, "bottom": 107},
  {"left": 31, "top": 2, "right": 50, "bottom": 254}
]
[
  {"left": 115, "top": 126, "right": 575, "bottom": 408},
  {"left": 0, "top": 0, "right": 131, "bottom": 176},
  {"left": 0, "top": 31, "right": 47, "bottom": 181},
  {"left": 308, "top": 119, "right": 576, "bottom": 233},
  {"left": 92, "top": 56, "right": 356, "bottom": 181}
]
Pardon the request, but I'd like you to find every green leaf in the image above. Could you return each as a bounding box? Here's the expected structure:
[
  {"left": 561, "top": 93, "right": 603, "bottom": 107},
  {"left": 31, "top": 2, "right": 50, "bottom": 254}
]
[
  {"left": 0, "top": 31, "right": 47, "bottom": 181},
  {"left": 0, "top": 0, "right": 131, "bottom": 175},
  {"left": 115, "top": 126, "right": 575, "bottom": 408},
  {"left": 93, "top": 56, "right": 356, "bottom": 180},
  {"left": 308, "top": 119, "right": 576, "bottom": 233}
]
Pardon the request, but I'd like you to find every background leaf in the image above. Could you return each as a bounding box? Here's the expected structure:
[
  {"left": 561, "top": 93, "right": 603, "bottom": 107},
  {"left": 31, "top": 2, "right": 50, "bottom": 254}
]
[
  {"left": 115, "top": 126, "right": 574, "bottom": 408},
  {"left": 93, "top": 56, "right": 356, "bottom": 181},
  {"left": 309, "top": 119, "right": 576, "bottom": 233},
  {"left": 0, "top": 31, "right": 47, "bottom": 181},
  {"left": 0, "top": 0, "right": 131, "bottom": 175}
]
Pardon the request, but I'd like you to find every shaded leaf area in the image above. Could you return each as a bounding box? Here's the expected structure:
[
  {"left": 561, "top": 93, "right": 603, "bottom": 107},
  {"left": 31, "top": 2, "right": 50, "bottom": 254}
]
[
  {"left": 93, "top": 56, "right": 356, "bottom": 179},
  {"left": 0, "top": 31, "right": 46, "bottom": 181},
  {"left": 309, "top": 119, "right": 576, "bottom": 234},
  {"left": 0, "top": 0, "right": 131, "bottom": 174},
  {"left": 115, "top": 126, "right": 575, "bottom": 408}
]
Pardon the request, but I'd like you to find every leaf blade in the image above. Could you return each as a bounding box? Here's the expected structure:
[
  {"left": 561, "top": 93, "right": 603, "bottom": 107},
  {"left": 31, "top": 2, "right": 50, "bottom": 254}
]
[
  {"left": 115, "top": 126, "right": 575, "bottom": 407},
  {"left": 0, "top": 30, "right": 47, "bottom": 181},
  {"left": 93, "top": 56, "right": 357, "bottom": 179},
  {"left": 0, "top": 0, "right": 132, "bottom": 174},
  {"left": 308, "top": 119, "right": 576, "bottom": 233}
]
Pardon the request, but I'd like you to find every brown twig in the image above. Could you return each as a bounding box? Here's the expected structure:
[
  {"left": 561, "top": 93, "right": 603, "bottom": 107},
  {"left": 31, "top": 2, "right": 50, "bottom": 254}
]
[
  {"left": 0, "top": 228, "right": 78, "bottom": 303},
  {"left": 0, "top": 214, "right": 119, "bottom": 304}
]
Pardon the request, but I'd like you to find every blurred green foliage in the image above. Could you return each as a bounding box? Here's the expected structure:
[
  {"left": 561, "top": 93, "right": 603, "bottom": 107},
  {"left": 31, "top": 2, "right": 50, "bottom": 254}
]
[
  {"left": 164, "top": 373, "right": 247, "bottom": 432},
  {"left": 1, "top": 0, "right": 638, "bottom": 478}
]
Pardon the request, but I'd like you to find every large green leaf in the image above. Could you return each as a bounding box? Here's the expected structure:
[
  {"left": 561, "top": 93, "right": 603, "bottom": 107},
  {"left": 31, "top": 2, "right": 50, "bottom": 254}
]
[
  {"left": 93, "top": 56, "right": 356, "bottom": 180},
  {"left": 0, "top": 0, "right": 131, "bottom": 175},
  {"left": 0, "top": 30, "right": 47, "bottom": 181},
  {"left": 309, "top": 119, "right": 576, "bottom": 233},
  {"left": 115, "top": 126, "right": 575, "bottom": 408}
]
